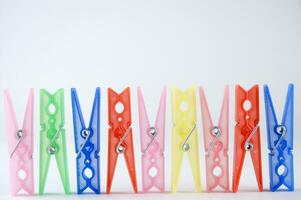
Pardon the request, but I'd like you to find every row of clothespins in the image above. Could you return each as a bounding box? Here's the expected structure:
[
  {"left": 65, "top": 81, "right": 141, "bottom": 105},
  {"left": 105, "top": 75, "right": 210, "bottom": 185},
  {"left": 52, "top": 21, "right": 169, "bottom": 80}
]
[{"left": 3, "top": 84, "right": 294, "bottom": 196}]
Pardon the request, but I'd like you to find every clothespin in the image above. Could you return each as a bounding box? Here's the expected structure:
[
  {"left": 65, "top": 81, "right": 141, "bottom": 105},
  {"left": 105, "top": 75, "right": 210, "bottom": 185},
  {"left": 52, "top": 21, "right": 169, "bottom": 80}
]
[
  {"left": 232, "top": 85, "right": 263, "bottom": 192},
  {"left": 264, "top": 84, "right": 294, "bottom": 191},
  {"left": 71, "top": 88, "right": 101, "bottom": 194},
  {"left": 39, "top": 89, "right": 70, "bottom": 194},
  {"left": 137, "top": 87, "right": 167, "bottom": 193},
  {"left": 171, "top": 87, "right": 201, "bottom": 192},
  {"left": 107, "top": 87, "right": 138, "bottom": 193},
  {"left": 4, "top": 89, "right": 34, "bottom": 196},
  {"left": 199, "top": 86, "right": 229, "bottom": 192}
]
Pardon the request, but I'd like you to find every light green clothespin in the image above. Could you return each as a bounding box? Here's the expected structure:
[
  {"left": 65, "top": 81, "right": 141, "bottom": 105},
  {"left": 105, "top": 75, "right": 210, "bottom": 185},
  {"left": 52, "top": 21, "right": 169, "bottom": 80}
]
[{"left": 39, "top": 89, "right": 70, "bottom": 195}]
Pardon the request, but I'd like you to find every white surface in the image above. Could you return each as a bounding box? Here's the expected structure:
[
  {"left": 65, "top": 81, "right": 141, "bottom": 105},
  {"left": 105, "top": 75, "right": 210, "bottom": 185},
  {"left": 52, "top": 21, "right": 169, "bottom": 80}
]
[
  {"left": 0, "top": 191, "right": 301, "bottom": 200},
  {"left": 0, "top": 0, "right": 301, "bottom": 199}
]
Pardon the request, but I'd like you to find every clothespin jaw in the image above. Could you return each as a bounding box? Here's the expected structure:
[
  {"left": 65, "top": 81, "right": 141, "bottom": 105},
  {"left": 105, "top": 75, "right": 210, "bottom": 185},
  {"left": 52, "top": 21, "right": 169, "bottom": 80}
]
[
  {"left": 107, "top": 87, "right": 137, "bottom": 193},
  {"left": 232, "top": 85, "right": 263, "bottom": 192},
  {"left": 4, "top": 89, "right": 34, "bottom": 196},
  {"left": 171, "top": 86, "right": 201, "bottom": 193},
  {"left": 264, "top": 84, "right": 294, "bottom": 191},
  {"left": 71, "top": 87, "right": 101, "bottom": 194},
  {"left": 39, "top": 89, "right": 70, "bottom": 195},
  {"left": 137, "top": 87, "right": 166, "bottom": 193},
  {"left": 199, "top": 86, "right": 229, "bottom": 192}
]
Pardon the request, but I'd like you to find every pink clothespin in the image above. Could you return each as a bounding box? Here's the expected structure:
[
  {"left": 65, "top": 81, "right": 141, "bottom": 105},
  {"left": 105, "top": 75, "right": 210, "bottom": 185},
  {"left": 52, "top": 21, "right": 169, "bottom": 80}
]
[
  {"left": 4, "top": 89, "right": 34, "bottom": 196},
  {"left": 137, "top": 87, "right": 166, "bottom": 192},
  {"left": 199, "top": 86, "right": 229, "bottom": 192}
]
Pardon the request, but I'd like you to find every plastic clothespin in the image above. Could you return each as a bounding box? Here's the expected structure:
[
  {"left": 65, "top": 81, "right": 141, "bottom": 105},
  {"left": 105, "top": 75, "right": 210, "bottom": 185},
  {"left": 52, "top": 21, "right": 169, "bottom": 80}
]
[
  {"left": 4, "top": 89, "right": 34, "bottom": 196},
  {"left": 106, "top": 87, "right": 138, "bottom": 193},
  {"left": 264, "top": 84, "right": 294, "bottom": 191},
  {"left": 137, "top": 87, "right": 167, "bottom": 193},
  {"left": 171, "top": 87, "right": 201, "bottom": 192},
  {"left": 199, "top": 86, "right": 229, "bottom": 192},
  {"left": 71, "top": 88, "right": 101, "bottom": 194},
  {"left": 232, "top": 85, "right": 263, "bottom": 192},
  {"left": 39, "top": 89, "right": 70, "bottom": 195}
]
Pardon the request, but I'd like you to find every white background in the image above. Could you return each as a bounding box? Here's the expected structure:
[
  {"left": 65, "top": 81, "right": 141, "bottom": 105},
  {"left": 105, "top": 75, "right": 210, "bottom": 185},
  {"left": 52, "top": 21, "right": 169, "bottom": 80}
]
[{"left": 0, "top": 0, "right": 301, "bottom": 199}]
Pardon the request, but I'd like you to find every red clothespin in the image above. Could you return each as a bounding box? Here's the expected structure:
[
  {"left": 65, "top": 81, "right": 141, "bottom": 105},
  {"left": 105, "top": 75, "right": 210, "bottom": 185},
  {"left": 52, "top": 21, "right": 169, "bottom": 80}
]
[
  {"left": 232, "top": 85, "right": 263, "bottom": 192},
  {"left": 107, "top": 87, "right": 138, "bottom": 193}
]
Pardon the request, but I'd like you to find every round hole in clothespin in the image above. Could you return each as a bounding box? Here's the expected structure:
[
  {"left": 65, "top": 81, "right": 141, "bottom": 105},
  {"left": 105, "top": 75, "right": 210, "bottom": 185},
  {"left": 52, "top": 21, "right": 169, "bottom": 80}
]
[
  {"left": 243, "top": 100, "right": 252, "bottom": 111},
  {"left": 83, "top": 167, "right": 94, "bottom": 179},
  {"left": 48, "top": 103, "right": 56, "bottom": 115},
  {"left": 149, "top": 167, "right": 158, "bottom": 178},
  {"left": 115, "top": 102, "right": 124, "bottom": 114},
  {"left": 212, "top": 166, "right": 222, "bottom": 177},
  {"left": 151, "top": 158, "right": 155, "bottom": 163},
  {"left": 18, "top": 169, "right": 27, "bottom": 180},
  {"left": 180, "top": 101, "right": 188, "bottom": 112},
  {"left": 118, "top": 117, "right": 122, "bottom": 122},
  {"left": 277, "top": 164, "right": 287, "bottom": 176}
]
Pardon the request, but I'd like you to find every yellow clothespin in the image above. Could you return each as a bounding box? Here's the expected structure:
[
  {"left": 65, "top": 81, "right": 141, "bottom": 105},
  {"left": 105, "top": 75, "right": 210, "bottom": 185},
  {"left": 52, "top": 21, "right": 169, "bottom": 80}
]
[{"left": 171, "top": 86, "right": 201, "bottom": 192}]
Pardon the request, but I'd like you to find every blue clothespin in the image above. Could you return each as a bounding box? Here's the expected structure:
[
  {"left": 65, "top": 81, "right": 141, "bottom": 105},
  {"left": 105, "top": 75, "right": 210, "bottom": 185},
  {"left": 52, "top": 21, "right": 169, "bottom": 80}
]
[
  {"left": 264, "top": 84, "right": 294, "bottom": 192},
  {"left": 71, "top": 87, "right": 101, "bottom": 194}
]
